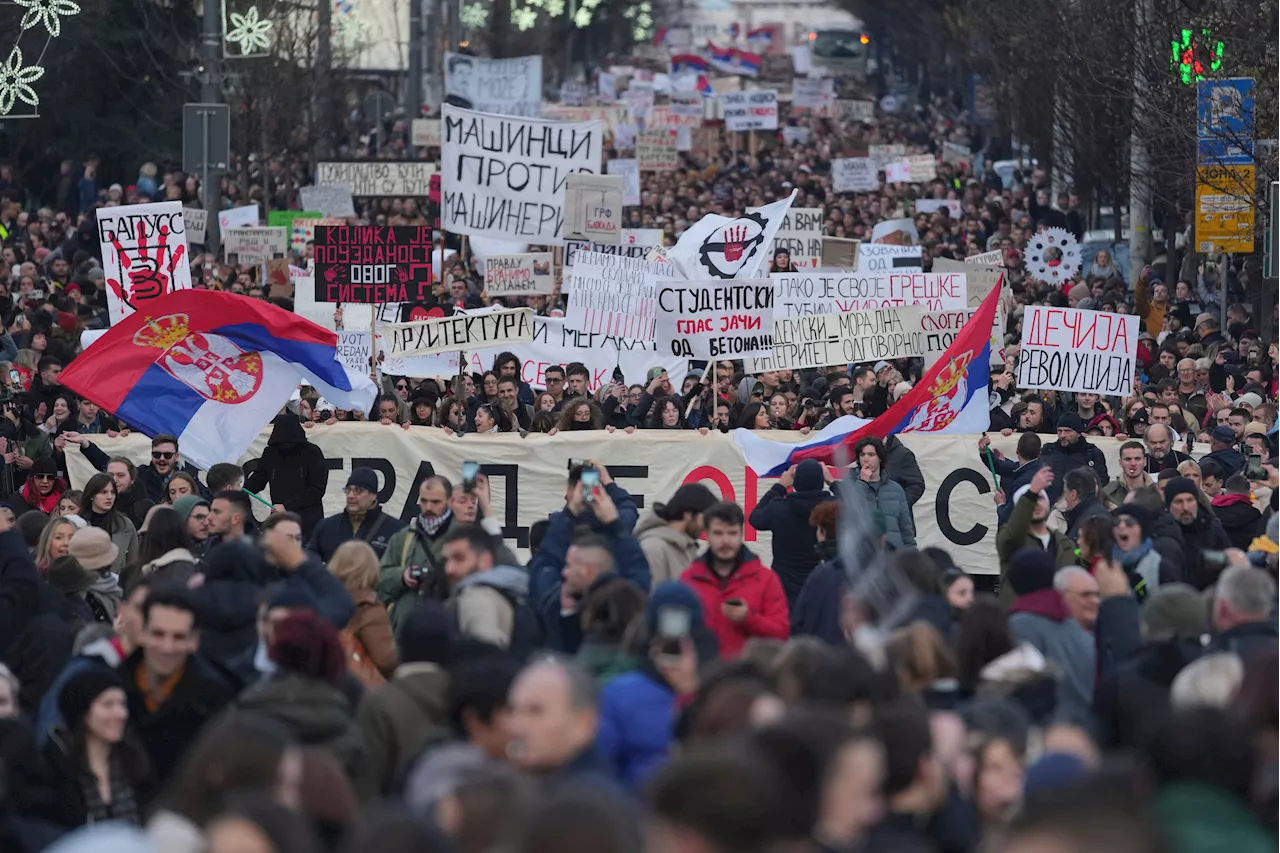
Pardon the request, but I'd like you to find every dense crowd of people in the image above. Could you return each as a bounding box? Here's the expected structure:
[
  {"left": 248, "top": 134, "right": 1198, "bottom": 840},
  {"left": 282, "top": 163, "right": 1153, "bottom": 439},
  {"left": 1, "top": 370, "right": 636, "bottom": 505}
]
[{"left": 0, "top": 54, "right": 1272, "bottom": 853}]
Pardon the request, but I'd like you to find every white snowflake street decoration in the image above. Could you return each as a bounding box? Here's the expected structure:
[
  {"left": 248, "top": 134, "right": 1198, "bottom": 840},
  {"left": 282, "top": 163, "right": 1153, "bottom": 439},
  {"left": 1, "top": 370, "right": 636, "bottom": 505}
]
[
  {"left": 13, "top": 0, "right": 80, "bottom": 38},
  {"left": 0, "top": 45, "right": 44, "bottom": 115},
  {"left": 511, "top": 6, "right": 536, "bottom": 30},
  {"left": 1024, "top": 226, "right": 1083, "bottom": 286},
  {"left": 225, "top": 5, "right": 273, "bottom": 55},
  {"left": 459, "top": 2, "right": 488, "bottom": 28}
]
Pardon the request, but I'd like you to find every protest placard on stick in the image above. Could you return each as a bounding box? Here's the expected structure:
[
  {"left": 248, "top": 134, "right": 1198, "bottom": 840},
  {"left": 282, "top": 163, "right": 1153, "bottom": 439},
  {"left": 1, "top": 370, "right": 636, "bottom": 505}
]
[
  {"left": 1016, "top": 306, "right": 1137, "bottom": 395},
  {"left": 386, "top": 308, "right": 536, "bottom": 358},
  {"left": 223, "top": 227, "right": 288, "bottom": 265},
  {"left": 566, "top": 251, "right": 666, "bottom": 340},
  {"left": 483, "top": 253, "right": 556, "bottom": 295},
  {"left": 96, "top": 202, "right": 193, "bottom": 325},
  {"left": 655, "top": 279, "right": 775, "bottom": 359},
  {"left": 313, "top": 225, "right": 433, "bottom": 303}
]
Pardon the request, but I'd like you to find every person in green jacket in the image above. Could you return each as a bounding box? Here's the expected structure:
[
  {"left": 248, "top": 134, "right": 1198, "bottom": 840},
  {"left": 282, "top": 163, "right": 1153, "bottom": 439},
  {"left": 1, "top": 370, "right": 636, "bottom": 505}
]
[
  {"left": 996, "top": 466, "right": 1076, "bottom": 604},
  {"left": 379, "top": 477, "right": 455, "bottom": 635}
]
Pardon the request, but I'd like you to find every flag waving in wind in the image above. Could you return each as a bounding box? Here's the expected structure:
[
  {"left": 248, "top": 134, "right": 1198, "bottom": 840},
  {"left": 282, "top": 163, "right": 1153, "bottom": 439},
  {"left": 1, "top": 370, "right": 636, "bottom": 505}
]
[
  {"left": 668, "top": 190, "right": 797, "bottom": 280},
  {"left": 736, "top": 278, "right": 1004, "bottom": 476},
  {"left": 60, "top": 290, "right": 377, "bottom": 470}
]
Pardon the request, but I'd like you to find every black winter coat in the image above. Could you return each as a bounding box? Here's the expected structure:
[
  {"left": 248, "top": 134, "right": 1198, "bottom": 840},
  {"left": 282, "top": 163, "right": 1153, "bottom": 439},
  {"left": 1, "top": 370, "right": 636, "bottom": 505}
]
[
  {"left": 245, "top": 416, "right": 330, "bottom": 537},
  {"left": 884, "top": 435, "right": 925, "bottom": 506},
  {"left": 791, "top": 554, "right": 847, "bottom": 645},
  {"left": 1211, "top": 498, "right": 1264, "bottom": 549},
  {"left": 1039, "top": 436, "right": 1109, "bottom": 502},
  {"left": 1148, "top": 511, "right": 1188, "bottom": 584},
  {"left": 1094, "top": 639, "right": 1203, "bottom": 750},
  {"left": 308, "top": 506, "right": 405, "bottom": 563},
  {"left": 748, "top": 483, "right": 831, "bottom": 606},
  {"left": 1175, "top": 507, "right": 1234, "bottom": 590}
]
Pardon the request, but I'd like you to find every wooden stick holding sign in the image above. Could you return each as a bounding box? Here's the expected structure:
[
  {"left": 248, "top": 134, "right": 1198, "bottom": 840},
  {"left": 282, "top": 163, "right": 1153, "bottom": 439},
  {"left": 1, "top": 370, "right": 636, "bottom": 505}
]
[{"left": 370, "top": 304, "right": 381, "bottom": 387}]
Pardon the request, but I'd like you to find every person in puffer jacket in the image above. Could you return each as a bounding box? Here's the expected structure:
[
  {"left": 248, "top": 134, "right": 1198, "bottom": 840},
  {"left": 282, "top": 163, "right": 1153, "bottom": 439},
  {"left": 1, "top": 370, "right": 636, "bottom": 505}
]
[
  {"left": 842, "top": 437, "right": 915, "bottom": 548},
  {"left": 634, "top": 484, "right": 718, "bottom": 589},
  {"left": 245, "top": 415, "right": 330, "bottom": 538},
  {"left": 748, "top": 459, "right": 832, "bottom": 607}
]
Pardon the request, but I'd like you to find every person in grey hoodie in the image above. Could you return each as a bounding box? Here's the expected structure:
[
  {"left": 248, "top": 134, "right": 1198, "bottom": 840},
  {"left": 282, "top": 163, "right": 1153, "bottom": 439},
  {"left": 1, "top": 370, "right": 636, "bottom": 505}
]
[
  {"left": 442, "top": 525, "right": 536, "bottom": 655},
  {"left": 634, "top": 484, "right": 718, "bottom": 589}
]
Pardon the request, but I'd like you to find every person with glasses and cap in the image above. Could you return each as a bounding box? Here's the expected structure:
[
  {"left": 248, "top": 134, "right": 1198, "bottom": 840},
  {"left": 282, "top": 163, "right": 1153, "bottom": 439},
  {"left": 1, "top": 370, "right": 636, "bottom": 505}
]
[
  {"left": 6, "top": 455, "right": 62, "bottom": 515},
  {"left": 306, "top": 466, "right": 405, "bottom": 563},
  {"left": 134, "top": 433, "right": 208, "bottom": 504}
]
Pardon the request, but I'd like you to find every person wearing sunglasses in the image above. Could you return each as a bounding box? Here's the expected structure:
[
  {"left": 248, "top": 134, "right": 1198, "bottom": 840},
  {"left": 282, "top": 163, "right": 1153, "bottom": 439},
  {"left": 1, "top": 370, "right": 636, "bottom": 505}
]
[
  {"left": 135, "top": 433, "right": 209, "bottom": 505},
  {"left": 7, "top": 455, "right": 63, "bottom": 515}
]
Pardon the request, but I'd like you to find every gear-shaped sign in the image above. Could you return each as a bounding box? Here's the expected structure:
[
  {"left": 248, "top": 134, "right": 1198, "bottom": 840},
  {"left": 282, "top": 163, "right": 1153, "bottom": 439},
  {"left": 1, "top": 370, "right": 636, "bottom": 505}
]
[{"left": 1024, "top": 226, "right": 1082, "bottom": 286}]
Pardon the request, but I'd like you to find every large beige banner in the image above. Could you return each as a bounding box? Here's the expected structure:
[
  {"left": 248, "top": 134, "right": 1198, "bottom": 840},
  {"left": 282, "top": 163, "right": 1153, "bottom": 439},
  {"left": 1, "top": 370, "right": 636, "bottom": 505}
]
[{"left": 67, "top": 428, "right": 1132, "bottom": 576}]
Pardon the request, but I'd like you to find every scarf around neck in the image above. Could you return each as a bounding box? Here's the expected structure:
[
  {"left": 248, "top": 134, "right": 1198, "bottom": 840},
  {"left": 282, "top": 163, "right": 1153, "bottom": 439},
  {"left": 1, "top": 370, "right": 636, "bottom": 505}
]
[
  {"left": 1114, "top": 538, "right": 1154, "bottom": 568},
  {"left": 420, "top": 510, "right": 452, "bottom": 536}
]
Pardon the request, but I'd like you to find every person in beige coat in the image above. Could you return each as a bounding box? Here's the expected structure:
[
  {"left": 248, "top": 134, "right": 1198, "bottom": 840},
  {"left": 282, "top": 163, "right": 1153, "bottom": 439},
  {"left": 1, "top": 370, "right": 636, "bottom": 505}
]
[
  {"left": 443, "top": 525, "right": 532, "bottom": 653},
  {"left": 633, "top": 484, "right": 717, "bottom": 589}
]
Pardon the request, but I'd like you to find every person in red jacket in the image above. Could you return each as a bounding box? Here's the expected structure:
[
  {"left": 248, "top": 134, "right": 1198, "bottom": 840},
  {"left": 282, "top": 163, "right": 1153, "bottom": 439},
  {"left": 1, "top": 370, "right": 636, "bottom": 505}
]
[{"left": 679, "top": 502, "right": 789, "bottom": 657}]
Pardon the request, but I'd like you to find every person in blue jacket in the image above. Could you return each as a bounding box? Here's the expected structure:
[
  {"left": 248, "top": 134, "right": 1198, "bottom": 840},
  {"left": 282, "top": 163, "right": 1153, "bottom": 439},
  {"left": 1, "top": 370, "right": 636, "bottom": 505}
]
[
  {"left": 537, "top": 528, "right": 651, "bottom": 654},
  {"left": 527, "top": 461, "right": 643, "bottom": 602}
]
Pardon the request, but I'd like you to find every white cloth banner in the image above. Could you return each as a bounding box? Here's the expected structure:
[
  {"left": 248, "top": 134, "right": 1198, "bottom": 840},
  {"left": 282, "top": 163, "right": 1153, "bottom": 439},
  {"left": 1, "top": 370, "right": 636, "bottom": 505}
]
[
  {"left": 745, "top": 307, "right": 928, "bottom": 371},
  {"left": 771, "top": 270, "right": 966, "bottom": 316},
  {"left": 565, "top": 250, "right": 664, "bottom": 340},
  {"left": 669, "top": 191, "right": 797, "bottom": 280},
  {"left": 386, "top": 308, "right": 536, "bottom": 358},
  {"left": 440, "top": 105, "right": 604, "bottom": 244},
  {"left": 445, "top": 53, "right": 543, "bottom": 117},
  {"left": 1017, "top": 306, "right": 1137, "bottom": 395},
  {"left": 95, "top": 202, "right": 194, "bottom": 326}
]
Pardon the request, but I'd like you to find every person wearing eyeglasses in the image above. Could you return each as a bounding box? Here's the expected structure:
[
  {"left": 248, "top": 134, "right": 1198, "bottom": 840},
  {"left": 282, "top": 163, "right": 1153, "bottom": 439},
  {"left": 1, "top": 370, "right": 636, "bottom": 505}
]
[
  {"left": 6, "top": 454, "right": 63, "bottom": 515},
  {"left": 135, "top": 433, "right": 208, "bottom": 505},
  {"left": 306, "top": 467, "right": 405, "bottom": 563}
]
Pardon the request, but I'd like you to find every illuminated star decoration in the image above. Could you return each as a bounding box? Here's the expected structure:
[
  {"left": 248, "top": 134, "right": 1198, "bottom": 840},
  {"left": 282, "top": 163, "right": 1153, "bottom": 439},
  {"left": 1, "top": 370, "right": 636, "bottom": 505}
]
[
  {"left": 13, "top": 0, "right": 80, "bottom": 37},
  {"left": 225, "top": 5, "right": 273, "bottom": 55},
  {"left": 1171, "top": 27, "right": 1224, "bottom": 85},
  {"left": 0, "top": 46, "right": 44, "bottom": 115}
]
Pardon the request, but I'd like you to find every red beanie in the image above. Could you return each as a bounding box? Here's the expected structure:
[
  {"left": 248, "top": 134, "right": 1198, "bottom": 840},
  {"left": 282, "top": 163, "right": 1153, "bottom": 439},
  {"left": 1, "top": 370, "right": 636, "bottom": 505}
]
[{"left": 269, "top": 610, "right": 347, "bottom": 685}]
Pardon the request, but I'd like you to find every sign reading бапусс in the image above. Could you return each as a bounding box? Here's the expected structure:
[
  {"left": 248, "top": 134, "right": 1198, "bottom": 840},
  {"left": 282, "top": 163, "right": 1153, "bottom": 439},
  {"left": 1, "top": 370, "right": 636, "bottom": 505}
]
[{"left": 313, "top": 226, "right": 433, "bottom": 303}]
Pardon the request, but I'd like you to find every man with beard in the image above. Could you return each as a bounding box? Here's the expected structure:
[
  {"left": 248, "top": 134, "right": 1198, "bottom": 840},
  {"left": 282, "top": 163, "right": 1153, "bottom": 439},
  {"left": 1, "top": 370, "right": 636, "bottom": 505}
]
[
  {"left": 996, "top": 467, "right": 1076, "bottom": 604},
  {"left": 1143, "top": 424, "right": 1191, "bottom": 474},
  {"left": 136, "top": 434, "right": 207, "bottom": 503},
  {"left": 1163, "top": 477, "right": 1232, "bottom": 591},
  {"left": 1039, "top": 412, "right": 1109, "bottom": 502},
  {"left": 308, "top": 467, "right": 404, "bottom": 562},
  {"left": 379, "top": 475, "right": 457, "bottom": 636}
]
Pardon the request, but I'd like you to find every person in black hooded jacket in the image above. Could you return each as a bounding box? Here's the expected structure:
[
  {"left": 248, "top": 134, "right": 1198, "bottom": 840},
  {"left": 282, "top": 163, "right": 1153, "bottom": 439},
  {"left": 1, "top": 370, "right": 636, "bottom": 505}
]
[
  {"left": 748, "top": 458, "right": 831, "bottom": 607},
  {"left": 245, "top": 415, "right": 329, "bottom": 538}
]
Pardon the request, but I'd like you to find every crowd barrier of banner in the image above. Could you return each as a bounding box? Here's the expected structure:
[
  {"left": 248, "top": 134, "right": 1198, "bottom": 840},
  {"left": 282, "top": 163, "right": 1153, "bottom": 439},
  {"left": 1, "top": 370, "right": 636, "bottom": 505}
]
[{"left": 68, "top": 430, "right": 1137, "bottom": 577}]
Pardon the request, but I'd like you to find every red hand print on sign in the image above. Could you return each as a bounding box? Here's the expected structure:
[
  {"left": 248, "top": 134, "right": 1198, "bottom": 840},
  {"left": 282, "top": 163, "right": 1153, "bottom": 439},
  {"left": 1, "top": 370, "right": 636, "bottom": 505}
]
[{"left": 106, "top": 220, "right": 188, "bottom": 310}]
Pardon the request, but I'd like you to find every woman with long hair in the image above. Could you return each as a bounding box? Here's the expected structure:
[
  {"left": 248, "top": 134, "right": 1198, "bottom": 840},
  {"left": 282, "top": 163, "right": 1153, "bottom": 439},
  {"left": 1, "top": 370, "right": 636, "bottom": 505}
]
[
  {"left": 80, "top": 473, "right": 138, "bottom": 571},
  {"left": 555, "top": 398, "right": 603, "bottom": 432},
  {"left": 43, "top": 668, "right": 152, "bottom": 828},
  {"left": 130, "top": 505, "right": 198, "bottom": 588},
  {"left": 35, "top": 516, "right": 77, "bottom": 573},
  {"left": 436, "top": 397, "right": 466, "bottom": 433},
  {"left": 645, "top": 396, "right": 686, "bottom": 430},
  {"left": 165, "top": 472, "right": 200, "bottom": 504},
  {"left": 735, "top": 402, "right": 772, "bottom": 430},
  {"left": 471, "top": 402, "right": 512, "bottom": 434},
  {"left": 56, "top": 490, "right": 83, "bottom": 518},
  {"left": 328, "top": 540, "right": 397, "bottom": 685}
]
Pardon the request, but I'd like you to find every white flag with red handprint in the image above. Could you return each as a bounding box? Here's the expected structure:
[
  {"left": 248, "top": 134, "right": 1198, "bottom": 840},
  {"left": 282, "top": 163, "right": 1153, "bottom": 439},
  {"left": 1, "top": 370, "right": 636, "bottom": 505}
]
[
  {"left": 96, "top": 202, "right": 193, "bottom": 326},
  {"left": 667, "top": 190, "right": 796, "bottom": 281}
]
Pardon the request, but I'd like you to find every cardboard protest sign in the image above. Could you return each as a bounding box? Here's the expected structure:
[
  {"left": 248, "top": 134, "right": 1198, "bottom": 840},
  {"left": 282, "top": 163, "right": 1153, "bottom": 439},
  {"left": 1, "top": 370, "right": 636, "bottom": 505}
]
[
  {"left": 771, "top": 270, "right": 965, "bottom": 316},
  {"left": 299, "top": 183, "right": 356, "bottom": 217},
  {"left": 905, "top": 154, "right": 937, "bottom": 183},
  {"left": 386, "top": 308, "right": 536, "bottom": 358},
  {"left": 411, "top": 119, "right": 442, "bottom": 147},
  {"left": 967, "top": 249, "right": 1005, "bottom": 266},
  {"left": 440, "top": 105, "right": 604, "bottom": 244},
  {"left": 745, "top": 307, "right": 928, "bottom": 371},
  {"left": 312, "top": 225, "right": 433, "bottom": 303},
  {"left": 96, "top": 202, "right": 194, "bottom": 326},
  {"left": 223, "top": 226, "right": 288, "bottom": 265},
  {"left": 563, "top": 174, "right": 623, "bottom": 244},
  {"left": 933, "top": 257, "right": 1006, "bottom": 366},
  {"left": 748, "top": 205, "right": 823, "bottom": 269},
  {"left": 607, "top": 158, "right": 641, "bottom": 206},
  {"left": 265, "top": 259, "right": 292, "bottom": 299},
  {"left": 915, "top": 199, "right": 962, "bottom": 218},
  {"left": 655, "top": 279, "right": 774, "bottom": 359},
  {"left": 483, "top": 253, "right": 555, "bottom": 296},
  {"left": 218, "top": 205, "right": 259, "bottom": 232},
  {"left": 637, "top": 129, "right": 679, "bottom": 171},
  {"left": 820, "top": 237, "right": 860, "bottom": 269},
  {"left": 1016, "top": 306, "right": 1137, "bottom": 396},
  {"left": 834, "top": 99, "right": 874, "bottom": 122},
  {"left": 444, "top": 53, "right": 542, "bottom": 117},
  {"left": 566, "top": 251, "right": 665, "bottom": 340},
  {"left": 859, "top": 242, "right": 922, "bottom": 272},
  {"left": 722, "top": 91, "right": 778, "bottom": 131},
  {"left": 182, "top": 207, "right": 207, "bottom": 245},
  {"left": 792, "top": 77, "right": 834, "bottom": 110},
  {"left": 832, "top": 158, "right": 878, "bottom": 193},
  {"left": 291, "top": 216, "right": 341, "bottom": 255},
  {"left": 315, "top": 163, "right": 436, "bottom": 197},
  {"left": 540, "top": 104, "right": 629, "bottom": 133}
]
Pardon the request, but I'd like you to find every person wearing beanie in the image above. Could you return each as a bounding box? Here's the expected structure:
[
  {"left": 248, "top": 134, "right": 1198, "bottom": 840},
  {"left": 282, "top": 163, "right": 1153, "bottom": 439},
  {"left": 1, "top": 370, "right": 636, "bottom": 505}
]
[
  {"left": 1110, "top": 503, "right": 1177, "bottom": 599},
  {"left": 1006, "top": 547, "right": 1096, "bottom": 725},
  {"left": 996, "top": 467, "right": 1076, "bottom": 604},
  {"left": 1202, "top": 425, "right": 1246, "bottom": 477},
  {"left": 15, "top": 509, "right": 49, "bottom": 552},
  {"left": 42, "top": 666, "right": 152, "bottom": 828},
  {"left": 635, "top": 483, "right": 719, "bottom": 589},
  {"left": 355, "top": 600, "right": 455, "bottom": 796},
  {"left": 307, "top": 466, "right": 405, "bottom": 563},
  {"left": 7, "top": 455, "right": 63, "bottom": 516},
  {"left": 1094, "top": 582, "right": 1208, "bottom": 751},
  {"left": 1038, "top": 411, "right": 1108, "bottom": 503},
  {"left": 1066, "top": 282, "right": 1091, "bottom": 307},
  {"left": 171, "top": 494, "right": 211, "bottom": 555},
  {"left": 748, "top": 458, "right": 833, "bottom": 607},
  {"left": 1165, "top": 476, "right": 1233, "bottom": 590}
]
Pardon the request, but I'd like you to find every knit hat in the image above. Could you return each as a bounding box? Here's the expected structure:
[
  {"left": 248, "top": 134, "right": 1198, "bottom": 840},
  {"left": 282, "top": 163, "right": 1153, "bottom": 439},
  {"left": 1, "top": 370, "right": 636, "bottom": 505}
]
[
  {"left": 1112, "top": 504, "right": 1153, "bottom": 539},
  {"left": 269, "top": 610, "right": 346, "bottom": 684},
  {"left": 1141, "top": 583, "right": 1208, "bottom": 640},
  {"left": 1209, "top": 425, "right": 1235, "bottom": 444},
  {"left": 57, "top": 666, "right": 124, "bottom": 731},
  {"left": 46, "top": 556, "right": 96, "bottom": 595},
  {"left": 172, "top": 494, "right": 209, "bottom": 523},
  {"left": 268, "top": 582, "right": 320, "bottom": 614},
  {"left": 345, "top": 466, "right": 379, "bottom": 493},
  {"left": 1236, "top": 392, "right": 1263, "bottom": 409},
  {"left": 1164, "top": 477, "right": 1198, "bottom": 508},
  {"left": 1056, "top": 411, "right": 1084, "bottom": 433},
  {"left": 794, "top": 459, "right": 825, "bottom": 492},
  {"left": 1024, "top": 753, "right": 1088, "bottom": 797},
  {"left": 1006, "top": 548, "right": 1056, "bottom": 596},
  {"left": 31, "top": 456, "right": 57, "bottom": 477},
  {"left": 16, "top": 510, "right": 49, "bottom": 548},
  {"left": 397, "top": 599, "right": 456, "bottom": 665},
  {"left": 873, "top": 360, "right": 891, "bottom": 375},
  {"left": 1068, "top": 283, "right": 1090, "bottom": 302},
  {"left": 67, "top": 527, "right": 118, "bottom": 571}
]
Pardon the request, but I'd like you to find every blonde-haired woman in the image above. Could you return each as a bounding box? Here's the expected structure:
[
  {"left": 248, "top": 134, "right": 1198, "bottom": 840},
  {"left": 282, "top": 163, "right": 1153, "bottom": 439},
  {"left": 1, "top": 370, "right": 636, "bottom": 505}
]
[
  {"left": 328, "top": 540, "right": 397, "bottom": 686},
  {"left": 35, "top": 516, "right": 79, "bottom": 574}
]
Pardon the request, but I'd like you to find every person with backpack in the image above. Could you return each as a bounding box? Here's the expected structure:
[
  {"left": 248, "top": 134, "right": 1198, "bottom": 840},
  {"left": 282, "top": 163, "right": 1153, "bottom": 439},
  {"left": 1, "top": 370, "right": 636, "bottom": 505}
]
[{"left": 439, "top": 524, "right": 540, "bottom": 658}]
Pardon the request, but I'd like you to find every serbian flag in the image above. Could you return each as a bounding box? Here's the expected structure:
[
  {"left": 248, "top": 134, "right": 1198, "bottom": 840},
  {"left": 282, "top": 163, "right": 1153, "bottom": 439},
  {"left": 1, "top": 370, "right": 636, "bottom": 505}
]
[
  {"left": 652, "top": 26, "right": 669, "bottom": 46},
  {"left": 697, "top": 74, "right": 714, "bottom": 96},
  {"left": 746, "top": 26, "right": 774, "bottom": 47},
  {"left": 730, "top": 48, "right": 762, "bottom": 76},
  {"left": 735, "top": 280, "right": 1003, "bottom": 476},
  {"left": 61, "top": 290, "right": 377, "bottom": 470},
  {"left": 670, "top": 54, "right": 709, "bottom": 73}
]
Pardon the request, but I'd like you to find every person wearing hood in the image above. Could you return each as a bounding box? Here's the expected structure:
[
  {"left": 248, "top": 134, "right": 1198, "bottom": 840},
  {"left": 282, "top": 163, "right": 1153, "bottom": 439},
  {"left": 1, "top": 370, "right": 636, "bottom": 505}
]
[
  {"left": 245, "top": 415, "right": 329, "bottom": 538},
  {"left": 1201, "top": 425, "right": 1246, "bottom": 477},
  {"left": 307, "top": 467, "right": 404, "bottom": 563},
  {"left": 597, "top": 581, "right": 712, "bottom": 791},
  {"left": 193, "top": 539, "right": 277, "bottom": 682},
  {"left": 1005, "top": 548, "right": 1096, "bottom": 725},
  {"left": 442, "top": 525, "right": 539, "bottom": 656},
  {"left": 1038, "top": 412, "right": 1109, "bottom": 502},
  {"left": 1164, "top": 477, "right": 1233, "bottom": 590},
  {"left": 7, "top": 456, "right": 62, "bottom": 516},
  {"left": 635, "top": 483, "right": 718, "bottom": 589},
  {"left": 883, "top": 434, "right": 926, "bottom": 506},
  {"left": 65, "top": 528, "right": 122, "bottom": 623},
  {"left": 1210, "top": 474, "right": 1264, "bottom": 549},
  {"left": 748, "top": 459, "right": 832, "bottom": 606}
]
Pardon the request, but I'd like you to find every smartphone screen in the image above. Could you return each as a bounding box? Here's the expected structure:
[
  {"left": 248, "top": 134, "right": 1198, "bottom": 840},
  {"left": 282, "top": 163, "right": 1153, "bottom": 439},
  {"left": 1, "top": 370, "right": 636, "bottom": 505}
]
[
  {"left": 1246, "top": 453, "right": 1265, "bottom": 480},
  {"left": 580, "top": 470, "right": 600, "bottom": 489},
  {"left": 461, "top": 460, "right": 480, "bottom": 481},
  {"left": 657, "top": 605, "right": 690, "bottom": 639}
]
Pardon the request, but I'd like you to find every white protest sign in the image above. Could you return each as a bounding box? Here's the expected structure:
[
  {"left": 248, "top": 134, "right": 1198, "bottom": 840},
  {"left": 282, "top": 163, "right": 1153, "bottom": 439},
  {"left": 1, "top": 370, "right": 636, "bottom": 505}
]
[
  {"left": 483, "top": 253, "right": 556, "bottom": 296},
  {"left": 223, "top": 226, "right": 288, "bottom": 265},
  {"left": 607, "top": 158, "right": 641, "bottom": 206},
  {"left": 316, "top": 163, "right": 436, "bottom": 197},
  {"left": 440, "top": 105, "right": 603, "bottom": 245},
  {"left": 748, "top": 205, "right": 823, "bottom": 269},
  {"left": 722, "top": 90, "right": 778, "bottom": 131},
  {"left": 942, "top": 141, "right": 971, "bottom": 168},
  {"left": 564, "top": 228, "right": 663, "bottom": 284},
  {"left": 625, "top": 86, "right": 655, "bottom": 122},
  {"left": 298, "top": 184, "right": 356, "bottom": 218},
  {"left": 386, "top": 308, "right": 536, "bottom": 358},
  {"left": 614, "top": 123, "right": 638, "bottom": 151},
  {"left": 338, "top": 330, "right": 461, "bottom": 377},
  {"left": 182, "top": 207, "right": 207, "bottom": 245},
  {"left": 771, "top": 270, "right": 965, "bottom": 316},
  {"left": 566, "top": 251, "right": 665, "bottom": 341},
  {"left": 791, "top": 45, "right": 811, "bottom": 74},
  {"left": 637, "top": 129, "right": 679, "bottom": 171},
  {"left": 869, "top": 219, "right": 920, "bottom": 246},
  {"left": 834, "top": 99, "right": 875, "bottom": 122},
  {"left": 218, "top": 205, "right": 259, "bottom": 232},
  {"left": 561, "top": 81, "right": 588, "bottom": 106},
  {"left": 469, "top": 315, "right": 686, "bottom": 392},
  {"left": 915, "top": 199, "right": 962, "bottom": 218},
  {"left": 598, "top": 71, "right": 617, "bottom": 101},
  {"left": 933, "top": 257, "right": 1006, "bottom": 367},
  {"left": 411, "top": 119, "right": 442, "bottom": 147},
  {"left": 781, "top": 126, "right": 811, "bottom": 146},
  {"left": 859, "top": 242, "right": 922, "bottom": 272},
  {"left": 96, "top": 202, "right": 194, "bottom": 326},
  {"left": 968, "top": 249, "right": 1005, "bottom": 266},
  {"left": 655, "top": 279, "right": 774, "bottom": 360},
  {"left": 885, "top": 161, "right": 912, "bottom": 183},
  {"left": 336, "top": 330, "right": 374, "bottom": 373},
  {"left": 905, "top": 154, "right": 937, "bottom": 183},
  {"left": 745, "top": 307, "right": 928, "bottom": 371},
  {"left": 793, "top": 77, "right": 834, "bottom": 110},
  {"left": 564, "top": 174, "right": 623, "bottom": 244},
  {"left": 868, "top": 143, "right": 906, "bottom": 166},
  {"left": 445, "top": 53, "right": 542, "bottom": 117},
  {"left": 677, "top": 126, "right": 693, "bottom": 151},
  {"left": 832, "top": 158, "right": 879, "bottom": 193},
  {"left": 1016, "top": 307, "right": 1137, "bottom": 396}
]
